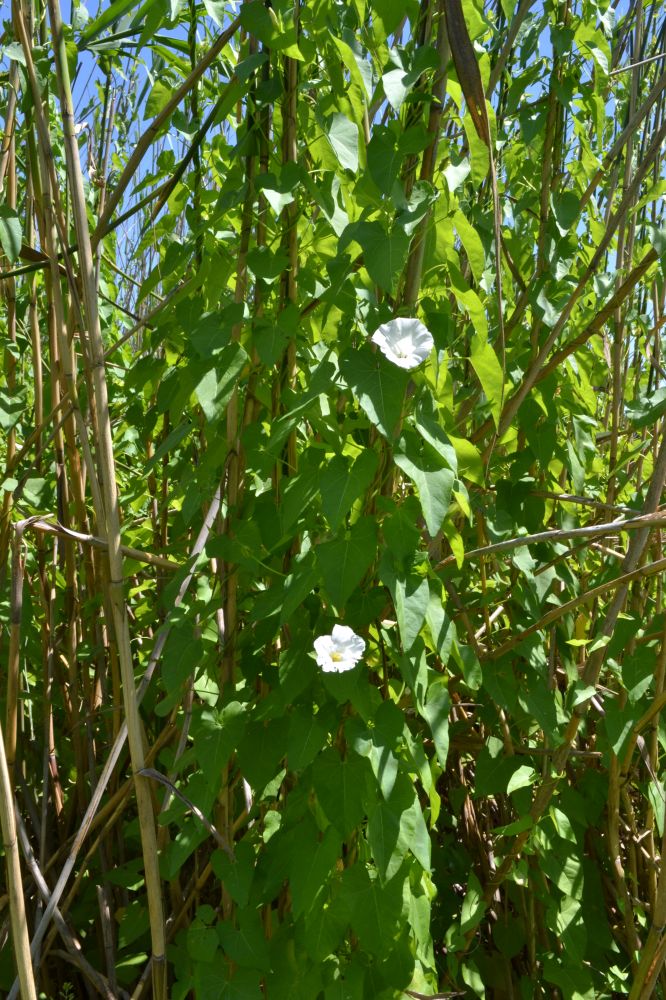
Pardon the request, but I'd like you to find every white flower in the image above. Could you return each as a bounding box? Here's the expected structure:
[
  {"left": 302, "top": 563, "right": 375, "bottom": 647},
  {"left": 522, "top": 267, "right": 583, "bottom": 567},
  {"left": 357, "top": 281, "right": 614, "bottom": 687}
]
[
  {"left": 314, "top": 625, "right": 365, "bottom": 673},
  {"left": 370, "top": 317, "right": 434, "bottom": 369}
]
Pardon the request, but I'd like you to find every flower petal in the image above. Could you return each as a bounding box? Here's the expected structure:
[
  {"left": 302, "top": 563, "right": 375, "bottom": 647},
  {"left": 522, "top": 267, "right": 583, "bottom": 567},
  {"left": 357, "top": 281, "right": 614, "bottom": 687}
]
[
  {"left": 314, "top": 625, "right": 365, "bottom": 672},
  {"left": 370, "top": 318, "right": 434, "bottom": 369}
]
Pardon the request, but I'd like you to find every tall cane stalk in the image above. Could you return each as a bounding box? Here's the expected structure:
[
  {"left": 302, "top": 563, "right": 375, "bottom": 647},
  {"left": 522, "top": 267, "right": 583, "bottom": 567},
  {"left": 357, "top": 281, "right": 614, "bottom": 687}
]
[{"left": 44, "top": 0, "right": 167, "bottom": 995}]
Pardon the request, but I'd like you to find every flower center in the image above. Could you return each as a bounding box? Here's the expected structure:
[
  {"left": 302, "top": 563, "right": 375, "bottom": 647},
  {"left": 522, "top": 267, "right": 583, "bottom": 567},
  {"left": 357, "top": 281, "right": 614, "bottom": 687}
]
[{"left": 330, "top": 651, "right": 343, "bottom": 661}]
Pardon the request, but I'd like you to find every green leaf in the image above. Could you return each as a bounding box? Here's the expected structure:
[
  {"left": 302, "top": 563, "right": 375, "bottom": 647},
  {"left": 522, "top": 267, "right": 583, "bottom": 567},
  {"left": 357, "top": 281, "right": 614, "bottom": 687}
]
[
  {"left": 236, "top": 717, "right": 289, "bottom": 793},
  {"left": 145, "top": 420, "right": 192, "bottom": 470},
  {"left": 287, "top": 708, "right": 329, "bottom": 772},
  {"left": 327, "top": 113, "right": 359, "bottom": 173},
  {"left": 422, "top": 680, "right": 450, "bottom": 768},
  {"left": 239, "top": 0, "right": 278, "bottom": 42},
  {"left": 367, "top": 129, "right": 402, "bottom": 195},
  {"left": 13, "top": 476, "right": 46, "bottom": 508},
  {"left": 460, "top": 872, "right": 485, "bottom": 934},
  {"left": 395, "top": 181, "right": 439, "bottom": 236},
  {"left": 368, "top": 774, "right": 430, "bottom": 881},
  {"left": 253, "top": 320, "right": 290, "bottom": 364},
  {"left": 371, "top": 0, "right": 413, "bottom": 36},
  {"left": 239, "top": 1, "right": 302, "bottom": 55},
  {"left": 247, "top": 246, "right": 289, "bottom": 283},
  {"left": 290, "top": 821, "right": 341, "bottom": 917},
  {"left": 201, "top": 0, "right": 228, "bottom": 26},
  {"left": 540, "top": 841, "right": 584, "bottom": 899},
  {"left": 162, "top": 625, "right": 204, "bottom": 693},
  {"left": 190, "top": 703, "right": 246, "bottom": 787},
  {"left": 380, "top": 555, "right": 429, "bottom": 651},
  {"left": 398, "top": 639, "right": 429, "bottom": 711},
  {"left": 444, "top": 158, "right": 471, "bottom": 191},
  {"left": 394, "top": 431, "right": 454, "bottom": 537},
  {"left": 312, "top": 748, "right": 371, "bottom": 836},
  {"left": 0, "top": 206, "right": 22, "bottom": 262},
  {"left": 453, "top": 209, "right": 486, "bottom": 283},
  {"left": 542, "top": 955, "right": 595, "bottom": 999},
  {"left": 506, "top": 764, "right": 536, "bottom": 795},
  {"left": 1, "top": 42, "right": 26, "bottom": 66},
  {"left": 340, "top": 345, "right": 410, "bottom": 438},
  {"left": 280, "top": 549, "right": 320, "bottom": 623},
  {"left": 316, "top": 516, "right": 377, "bottom": 608},
  {"left": 211, "top": 840, "right": 255, "bottom": 908},
  {"left": 319, "top": 449, "right": 379, "bottom": 530},
  {"left": 354, "top": 220, "right": 410, "bottom": 292},
  {"left": 346, "top": 864, "right": 406, "bottom": 955},
  {"left": 470, "top": 331, "right": 504, "bottom": 428},
  {"left": 382, "top": 495, "right": 422, "bottom": 567},
  {"left": 368, "top": 739, "right": 399, "bottom": 800},
  {"left": 425, "top": 589, "right": 455, "bottom": 664},
  {"left": 603, "top": 699, "right": 639, "bottom": 758},
  {"left": 0, "top": 389, "right": 25, "bottom": 432},
  {"left": 551, "top": 190, "right": 580, "bottom": 236},
  {"left": 187, "top": 918, "right": 219, "bottom": 963},
  {"left": 330, "top": 32, "right": 373, "bottom": 102},
  {"left": 474, "top": 745, "right": 524, "bottom": 797},
  {"left": 413, "top": 403, "right": 458, "bottom": 469},
  {"left": 462, "top": 112, "right": 490, "bottom": 185},
  {"left": 190, "top": 305, "right": 241, "bottom": 359},
  {"left": 449, "top": 260, "right": 488, "bottom": 338},
  {"left": 217, "top": 910, "right": 271, "bottom": 972},
  {"left": 80, "top": 0, "right": 142, "bottom": 43},
  {"left": 145, "top": 79, "right": 173, "bottom": 118},
  {"left": 622, "top": 650, "right": 655, "bottom": 705},
  {"left": 382, "top": 68, "right": 412, "bottom": 111},
  {"left": 626, "top": 387, "right": 666, "bottom": 429},
  {"left": 302, "top": 888, "right": 349, "bottom": 963},
  {"left": 194, "top": 344, "right": 247, "bottom": 422}
]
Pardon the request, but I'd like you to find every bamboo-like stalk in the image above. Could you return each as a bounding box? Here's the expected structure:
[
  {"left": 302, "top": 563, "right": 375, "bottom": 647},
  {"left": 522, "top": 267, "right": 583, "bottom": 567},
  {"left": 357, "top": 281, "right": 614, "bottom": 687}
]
[
  {"left": 0, "top": 117, "right": 18, "bottom": 579},
  {"left": 402, "top": 0, "right": 448, "bottom": 308},
  {"left": 400, "top": 0, "right": 434, "bottom": 200},
  {"left": 457, "top": 425, "right": 666, "bottom": 953},
  {"left": 44, "top": 0, "right": 167, "bottom": 995},
  {"left": 0, "top": 740, "right": 37, "bottom": 1000},
  {"left": 607, "top": 6, "right": 643, "bottom": 506},
  {"left": 0, "top": 62, "right": 19, "bottom": 192},
  {"left": 221, "top": 108, "right": 255, "bottom": 686},
  {"left": 278, "top": 2, "right": 300, "bottom": 496},
  {"left": 13, "top": 3, "right": 104, "bottom": 522},
  {"left": 472, "top": 113, "right": 666, "bottom": 447},
  {"left": 16, "top": 811, "right": 119, "bottom": 1000},
  {"left": 12, "top": 487, "right": 221, "bottom": 989},
  {"left": 1, "top": 525, "right": 38, "bottom": 999},
  {"left": 605, "top": 7, "right": 646, "bottom": 960},
  {"left": 487, "top": 0, "right": 534, "bottom": 94},
  {"left": 7, "top": 523, "right": 31, "bottom": 789}
]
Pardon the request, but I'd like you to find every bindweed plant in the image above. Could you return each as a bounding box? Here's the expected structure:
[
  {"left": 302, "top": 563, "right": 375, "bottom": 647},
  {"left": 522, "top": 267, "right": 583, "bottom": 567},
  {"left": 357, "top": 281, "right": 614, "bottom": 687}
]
[{"left": 0, "top": 0, "right": 666, "bottom": 997}]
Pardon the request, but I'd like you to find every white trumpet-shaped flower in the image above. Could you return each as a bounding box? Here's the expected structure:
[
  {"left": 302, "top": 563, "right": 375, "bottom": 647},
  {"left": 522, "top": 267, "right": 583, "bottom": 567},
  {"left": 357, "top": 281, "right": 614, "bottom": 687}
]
[
  {"left": 370, "top": 317, "right": 434, "bottom": 369},
  {"left": 314, "top": 625, "right": 365, "bottom": 673}
]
